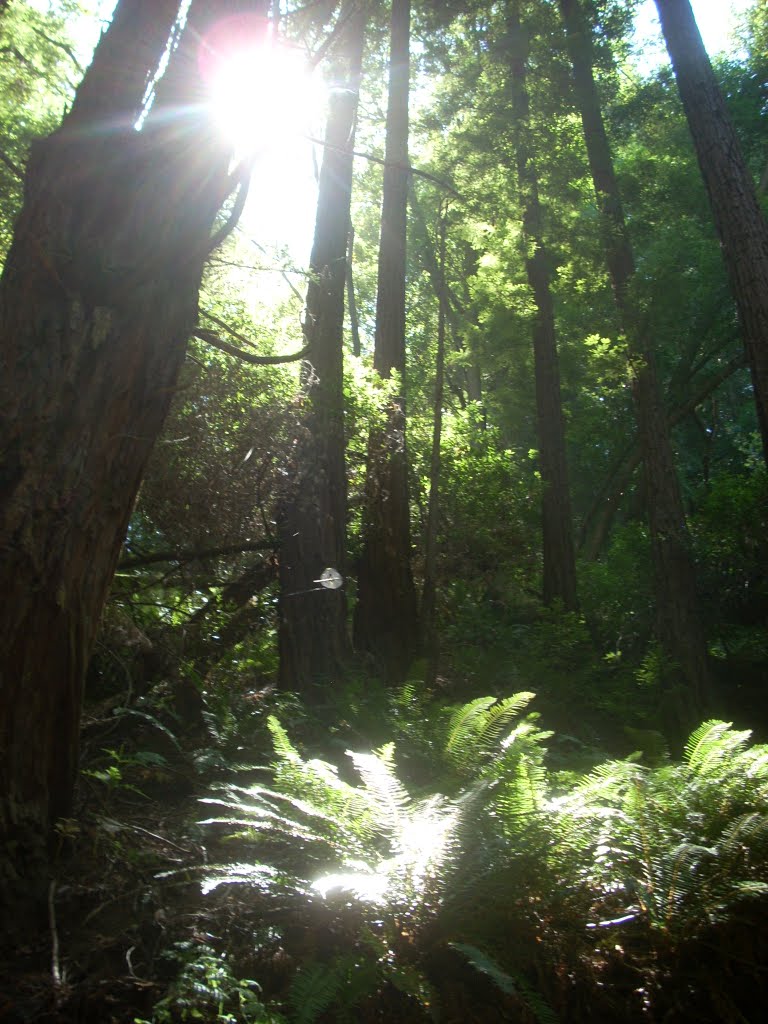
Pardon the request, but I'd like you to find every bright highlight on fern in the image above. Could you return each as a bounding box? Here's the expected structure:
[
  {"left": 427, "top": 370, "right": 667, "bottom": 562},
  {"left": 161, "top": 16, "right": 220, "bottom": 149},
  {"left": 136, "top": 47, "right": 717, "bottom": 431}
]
[{"left": 198, "top": 698, "right": 768, "bottom": 1023}]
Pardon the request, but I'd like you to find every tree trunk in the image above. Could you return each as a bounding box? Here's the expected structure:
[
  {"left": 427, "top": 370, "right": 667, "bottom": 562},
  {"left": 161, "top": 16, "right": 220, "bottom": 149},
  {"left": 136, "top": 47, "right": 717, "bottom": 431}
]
[
  {"left": 422, "top": 213, "right": 447, "bottom": 684},
  {"left": 0, "top": 0, "right": 255, "bottom": 902},
  {"left": 278, "top": 4, "right": 365, "bottom": 692},
  {"left": 580, "top": 351, "right": 746, "bottom": 560},
  {"left": 347, "top": 224, "right": 362, "bottom": 357},
  {"left": 655, "top": 0, "right": 768, "bottom": 468},
  {"left": 354, "top": 0, "right": 419, "bottom": 682},
  {"left": 559, "top": 0, "right": 710, "bottom": 721},
  {"left": 507, "top": 2, "right": 578, "bottom": 612}
]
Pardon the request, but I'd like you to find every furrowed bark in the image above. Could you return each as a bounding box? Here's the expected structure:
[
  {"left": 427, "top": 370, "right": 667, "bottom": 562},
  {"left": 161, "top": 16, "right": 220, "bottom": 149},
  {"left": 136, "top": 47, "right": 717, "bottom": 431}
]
[
  {"left": 0, "top": 0, "right": 261, "bottom": 908},
  {"left": 354, "top": 0, "right": 420, "bottom": 682}
]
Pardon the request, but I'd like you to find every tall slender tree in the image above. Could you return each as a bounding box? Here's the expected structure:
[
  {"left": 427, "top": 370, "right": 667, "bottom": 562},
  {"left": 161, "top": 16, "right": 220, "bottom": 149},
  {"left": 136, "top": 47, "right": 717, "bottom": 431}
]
[
  {"left": 421, "top": 209, "right": 448, "bottom": 683},
  {"left": 558, "top": 0, "right": 711, "bottom": 720},
  {"left": 506, "top": 0, "right": 578, "bottom": 612},
  {"left": 278, "top": 2, "right": 366, "bottom": 692},
  {"left": 0, "top": 0, "right": 261, "bottom": 898},
  {"left": 354, "top": 0, "right": 419, "bottom": 681},
  {"left": 655, "top": 0, "right": 768, "bottom": 468}
]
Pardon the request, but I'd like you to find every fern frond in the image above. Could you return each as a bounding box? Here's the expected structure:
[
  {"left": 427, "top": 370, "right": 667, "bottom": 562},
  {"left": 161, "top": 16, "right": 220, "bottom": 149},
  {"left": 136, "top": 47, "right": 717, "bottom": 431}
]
[
  {"left": 445, "top": 697, "right": 497, "bottom": 758},
  {"left": 200, "top": 862, "right": 282, "bottom": 895},
  {"left": 450, "top": 943, "right": 559, "bottom": 1024},
  {"left": 267, "top": 715, "right": 301, "bottom": 762},
  {"left": 444, "top": 692, "right": 536, "bottom": 775},
  {"left": 347, "top": 743, "right": 411, "bottom": 832},
  {"left": 478, "top": 692, "right": 536, "bottom": 753},
  {"left": 683, "top": 720, "right": 752, "bottom": 775},
  {"left": 288, "top": 959, "right": 350, "bottom": 1024}
]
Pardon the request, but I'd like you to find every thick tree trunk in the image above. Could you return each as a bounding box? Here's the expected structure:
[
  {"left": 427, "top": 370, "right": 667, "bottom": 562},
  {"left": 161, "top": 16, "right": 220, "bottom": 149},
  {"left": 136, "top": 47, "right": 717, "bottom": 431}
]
[
  {"left": 559, "top": 0, "right": 710, "bottom": 720},
  {"left": 354, "top": 0, "right": 419, "bottom": 682},
  {"left": 278, "top": 5, "right": 365, "bottom": 692},
  {"left": 0, "top": 0, "right": 254, "bottom": 900},
  {"left": 507, "top": 2, "right": 578, "bottom": 612},
  {"left": 655, "top": 0, "right": 768, "bottom": 468}
]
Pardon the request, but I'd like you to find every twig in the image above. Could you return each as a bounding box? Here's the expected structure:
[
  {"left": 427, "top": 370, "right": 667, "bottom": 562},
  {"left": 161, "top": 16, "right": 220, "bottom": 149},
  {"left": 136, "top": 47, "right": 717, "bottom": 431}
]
[
  {"left": 127, "top": 823, "right": 194, "bottom": 855},
  {"left": 31, "top": 26, "right": 84, "bottom": 74},
  {"left": 119, "top": 538, "right": 276, "bottom": 569},
  {"left": 304, "top": 134, "right": 462, "bottom": 197},
  {"left": 0, "top": 146, "right": 23, "bottom": 180},
  {"left": 48, "top": 880, "right": 64, "bottom": 1006}
]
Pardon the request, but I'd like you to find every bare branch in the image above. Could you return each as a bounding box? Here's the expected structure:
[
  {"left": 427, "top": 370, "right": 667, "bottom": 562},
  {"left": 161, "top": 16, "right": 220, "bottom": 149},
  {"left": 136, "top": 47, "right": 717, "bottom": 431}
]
[
  {"left": 194, "top": 328, "right": 310, "bottom": 365},
  {"left": 119, "top": 540, "right": 277, "bottom": 570},
  {"left": 305, "top": 133, "right": 462, "bottom": 197},
  {"left": 31, "top": 26, "right": 84, "bottom": 75}
]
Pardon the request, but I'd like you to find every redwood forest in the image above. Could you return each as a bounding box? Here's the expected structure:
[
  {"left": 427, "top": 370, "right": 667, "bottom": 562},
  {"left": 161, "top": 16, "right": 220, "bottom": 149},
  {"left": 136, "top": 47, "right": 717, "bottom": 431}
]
[{"left": 1, "top": 0, "right": 767, "bottom": 1020}]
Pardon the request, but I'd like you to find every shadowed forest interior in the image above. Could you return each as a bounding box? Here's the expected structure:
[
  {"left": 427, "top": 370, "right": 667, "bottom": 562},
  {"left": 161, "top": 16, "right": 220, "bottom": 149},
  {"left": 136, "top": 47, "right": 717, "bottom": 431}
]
[{"left": 1, "top": 0, "right": 767, "bottom": 1020}]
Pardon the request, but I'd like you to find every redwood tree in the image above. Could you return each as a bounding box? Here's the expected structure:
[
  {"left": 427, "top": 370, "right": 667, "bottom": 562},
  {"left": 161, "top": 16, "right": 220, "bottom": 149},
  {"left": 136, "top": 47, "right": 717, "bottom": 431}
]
[
  {"left": 559, "top": 0, "right": 711, "bottom": 720},
  {"left": 0, "top": 0, "right": 261, "bottom": 895},
  {"left": 354, "top": 0, "right": 419, "bottom": 681},
  {"left": 655, "top": 0, "right": 768, "bottom": 468},
  {"left": 507, "top": 0, "right": 578, "bottom": 612},
  {"left": 278, "top": 3, "right": 366, "bottom": 692}
]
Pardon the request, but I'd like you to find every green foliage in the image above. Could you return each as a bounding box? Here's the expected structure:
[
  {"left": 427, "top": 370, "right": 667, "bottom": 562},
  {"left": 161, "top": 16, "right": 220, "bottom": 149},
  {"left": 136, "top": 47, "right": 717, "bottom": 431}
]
[
  {"left": 450, "top": 943, "right": 559, "bottom": 1024},
  {"left": 0, "top": 0, "right": 83, "bottom": 256},
  {"left": 197, "top": 692, "right": 768, "bottom": 1019},
  {"left": 552, "top": 719, "right": 768, "bottom": 941},
  {"left": 136, "top": 941, "right": 283, "bottom": 1023}
]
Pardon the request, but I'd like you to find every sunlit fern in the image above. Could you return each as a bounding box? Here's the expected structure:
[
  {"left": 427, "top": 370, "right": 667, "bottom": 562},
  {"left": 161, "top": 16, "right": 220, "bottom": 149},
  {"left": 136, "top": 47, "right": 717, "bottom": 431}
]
[
  {"left": 549, "top": 720, "right": 768, "bottom": 938},
  {"left": 197, "top": 703, "right": 768, "bottom": 1020},
  {"left": 200, "top": 715, "right": 463, "bottom": 910}
]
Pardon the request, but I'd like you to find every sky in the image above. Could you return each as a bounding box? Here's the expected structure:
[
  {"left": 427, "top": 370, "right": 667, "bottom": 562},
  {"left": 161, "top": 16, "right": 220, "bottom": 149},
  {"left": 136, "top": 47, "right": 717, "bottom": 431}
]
[{"left": 633, "top": 0, "right": 755, "bottom": 69}]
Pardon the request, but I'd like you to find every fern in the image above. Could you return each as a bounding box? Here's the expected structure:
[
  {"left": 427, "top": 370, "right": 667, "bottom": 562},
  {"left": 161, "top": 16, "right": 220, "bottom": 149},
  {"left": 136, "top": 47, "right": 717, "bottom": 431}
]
[
  {"left": 288, "top": 959, "right": 350, "bottom": 1024},
  {"left": 444, "top": 692, "right": 535, "bottom": 775},
  {"left": 450, "top": 943, "right": 559, "bottom": 1024},
  {"left": 198, "top": 702, "right": 768, "bottom": 1020}
]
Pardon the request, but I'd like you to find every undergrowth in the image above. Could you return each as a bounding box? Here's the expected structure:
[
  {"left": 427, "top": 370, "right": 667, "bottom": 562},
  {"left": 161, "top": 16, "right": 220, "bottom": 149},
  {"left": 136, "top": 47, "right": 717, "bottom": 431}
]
[{"left": 183, "top": 689, "right": 768, "bottom": 1023}]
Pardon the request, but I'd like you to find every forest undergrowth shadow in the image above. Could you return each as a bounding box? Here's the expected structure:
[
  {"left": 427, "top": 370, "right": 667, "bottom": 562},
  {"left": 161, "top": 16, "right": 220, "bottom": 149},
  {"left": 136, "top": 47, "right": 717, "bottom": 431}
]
[{"left": 3, "top": 669, "right": 768, "bottom": 1024}]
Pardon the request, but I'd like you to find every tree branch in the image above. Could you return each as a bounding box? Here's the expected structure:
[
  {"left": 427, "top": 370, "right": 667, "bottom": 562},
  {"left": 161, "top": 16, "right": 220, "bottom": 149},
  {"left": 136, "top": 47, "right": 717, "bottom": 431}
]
[
  {"left": 194, "top": 328, "right": 309, "bottom": 365},
  {"left": 0, "top": 146, "right": 23, "bottom": 180},
  {"left": 580, "top": 351, "right": 748, "bottom": 559},
  {"left": 119, "top": 540, "right": 277, "bottom": 570},
  {"left": 305, "top": 134, "right": 462, "bottom": 197}
]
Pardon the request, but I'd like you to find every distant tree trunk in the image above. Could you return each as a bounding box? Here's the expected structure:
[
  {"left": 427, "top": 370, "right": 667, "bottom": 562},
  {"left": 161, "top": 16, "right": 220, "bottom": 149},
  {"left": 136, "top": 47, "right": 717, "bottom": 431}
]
[
  {"left": 655, "top": 0, "right": 768, "bottom": 468},
  {"left": 580, "top": 351, "right": 746, "bottom": 560},
  {"left": 559, "top": 0, "right": 711, "bottom": 720},
  {"left": 0, "top": 0, "right": 256, "bottom": 902},
  {"left": 354, "top": 0, "right": 419, "bottom": 682},
  {"left": 347, "top": 224, "right": 362, "bottom": 357},
  {"left": 507, "top": 1, "right": 578, "bottom": 612},
  {"left": 422, "top": 213, "right": 447, "bottom": 684},
  {"left": 278, "top": 4, "right": 365, "bottom": 692}
]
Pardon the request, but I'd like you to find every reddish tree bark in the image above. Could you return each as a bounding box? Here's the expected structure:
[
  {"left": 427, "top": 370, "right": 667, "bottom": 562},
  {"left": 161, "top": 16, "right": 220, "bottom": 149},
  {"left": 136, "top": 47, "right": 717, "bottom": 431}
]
[
  {"left": 421, "top": 213, "right": 447, "bottom": 683},
  {"left": 655, "top": 0, "right": 768, "bottom": 468},
  {"left": 507, "top": 0, "right": 578, "bottom": 612},
  {"left": 278, "top": 3, "right": 365, "bottom": 692},
  {"left": 0, "top": 0, "right": 259, "bottom": 898},
  {"left": 559, "top": 0, "right": 711, "bottom": 720},
  {"left": 354, "top": 0, "right": 419, "bottom": 682}
]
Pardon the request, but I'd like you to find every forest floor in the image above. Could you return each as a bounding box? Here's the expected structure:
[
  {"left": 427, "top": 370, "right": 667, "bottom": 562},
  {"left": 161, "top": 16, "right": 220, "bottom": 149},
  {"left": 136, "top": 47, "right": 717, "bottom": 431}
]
[{"left": 2, "top": 681, "right": 768, "bottom": 1024}]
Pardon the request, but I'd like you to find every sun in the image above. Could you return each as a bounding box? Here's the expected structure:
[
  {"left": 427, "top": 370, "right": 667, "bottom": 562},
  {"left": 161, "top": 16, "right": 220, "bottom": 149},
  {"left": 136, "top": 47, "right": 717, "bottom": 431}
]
[
  {"left": 199, "top": 14, "right": 326, "bottom": 273},
  {"left": 201, "top": 14, "right": 321, "bottom": 160}
]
